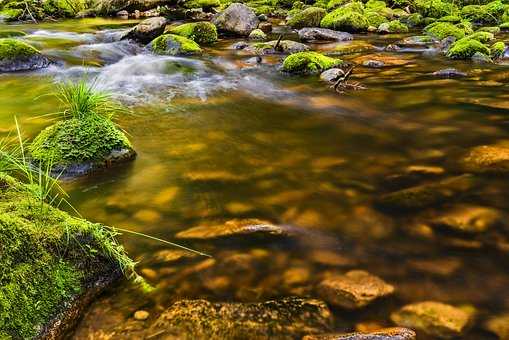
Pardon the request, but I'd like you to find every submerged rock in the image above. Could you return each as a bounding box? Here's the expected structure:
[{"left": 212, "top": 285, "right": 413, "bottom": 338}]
[
  {"left": 0, "top": 38, "right": 50, "bottom": 72},
  {"left": 431, "top": 68, "right": 467, "bottom": 77},
  {"left": 362, "top": 59, "right": 384, "bottom": 68},
  {"left": 391, "top": 301, "right": 474, "bottom": 338},
  {"left": 461, "top": 145, "right": 509, "bottom": 173},
  {"left": 212, "top": 3, "right": 259, "bottom": 36},
  {"left": 429, "top": 204, "right": 503, "bottom": 234},
  {"left": 149, "top": 34, "right": 202, "bottom": 55},
  {"left": 320, "top": 68, "right": 345, "bottom": 83},
  {"left": 377, "top": 175, "right": 476, "bottom": 210},
  {"left": 303, "top": 327, "right": 417, "bottom": 340},
  {"left": 317, "top": 270, "right": 395, "bottom": 309},
  {"left": 28, "top": 116, "right": 136, "bottom": 178},
  {"left": 484, "top": 313, "right": 509, "bottom": 339},
  {"left": 121, "top": 16, "right": 167, "bottom": 44},
  {"left": 298, "top": 27, "right": 353, "bottom": 41},
  {"left": 175, "top": 218, "right": 287, "bottom": 240},
  {"left": 148, "top": 297, "right": 333, "bottom": 339}
]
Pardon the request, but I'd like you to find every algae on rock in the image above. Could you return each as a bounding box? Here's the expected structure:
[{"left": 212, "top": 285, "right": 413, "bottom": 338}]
[{"left": 282, "top": 51, "right": 342, "bottom": 74}]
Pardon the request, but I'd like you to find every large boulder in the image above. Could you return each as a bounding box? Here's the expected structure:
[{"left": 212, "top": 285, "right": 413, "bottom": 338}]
[
  {"left": 168, "top": 21, "right": 218, "bottom": 44},
  {"left": 148, "top": 297, "right": 333, "bottom": 339},
  {"left": 282, "top": 51, "right": 343, "bottom": 74},
  {"left": 0, "top": 39, "right": 50, "bottom": 72},
  {"left": 212, "top": 3, "right": 259, "bottom": 36},
  {"left": 298, "top": 27, "right": 353, "bottom": 41},
  {"left": 303, "top": 328, "right": 417, "bottom": 340},
  {"left": 317, "top": 270, "right": 395, "bottom": 309},
  {"left": 287, "top": 7, "right": 326, "bottom": 28},
  {"left": 149, "top": 34, "right": 202, "bottom": 55},
  {"left": 391, "top": 301, "right": 474, "bottom": 338},
  {"left": 96, "top": 0, "right": 172, "bottom": 14},
  {"left": 121, "top": 16, "right": 167, "bottom": 44}
]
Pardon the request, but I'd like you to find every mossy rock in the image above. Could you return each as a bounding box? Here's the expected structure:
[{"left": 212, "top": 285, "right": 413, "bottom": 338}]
[
  {"left": 414, "top": 0, "right": 457, "bottom": 18},
  {"left": 320, "top": 2, "right": 369, "bottom": 32},
  {"left": 327, "top": 0, "right": 349, "bottom": 10},
  {"left": 478, "top": 26, "right": 501, "bottom": 33},
  {"left": 183, "top": 0, "right": 221, "bottom": 8},
  {"left": 0, "top": 38, "right": 50, "bottom": 72},
  {"left": 0, "top": 30, "right": 26, "bottom": 38},
  {"left": 169, "top": 22, "right": 218, "bottom": 44},
  {"left": 28, "top": 115, "right": 135, "bottom": 177},
  {"left": 248, "top": 28, "right": 267, "bottom": 40},
  {"left": 150, "top": 34, "right": 202, "bottom": 55},
  {"left": 365, "top": 0, "right": 387, "bottom": 11},
  {"left": 378, "top": 19, "right": 409, "bottom": 33},
  {"left": 424, "top": 22, "right": 466, "bottom": 40},
  {"left": 491, "top": 41, "right": 506, "bottom": 58},
  {"left": 0, "top": 173, "right": 131, "bottom": 338},
  {"left": 437, "top": 15, "right": 461, "bottom": 23},
  {"left": 500, "top": 21, "right": 509, "bottom": 29},
  {"left": 462, "top": 1, "right": 506, "bottom": 24},
  {"left": 0, "top": 8, "right": 23, "bottom": 21},
  {"left": 365, "top": 11, "right": 389, "bottom": 27},
  {"left": 282, "top": 51, "right": 342, "bottom": 74},
  {"left": 466, "top": 31, "right": 494, "bottom": 43},
  {"left": 447, "top": 36, "right": 491, "bottom": 59},
  {"left": 404, "top": 13, "right": 424, "bottom": 27},
  {"left": 287, "top": 6, "right": 326, "bottom": 28}
]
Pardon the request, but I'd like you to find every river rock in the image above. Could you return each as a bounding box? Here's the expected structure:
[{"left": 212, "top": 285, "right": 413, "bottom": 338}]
[
  {"left": 376, "top": 174, "right": 476, "bottom": 210},
  {"left": 320, "top": 68, "right": 345, "bottom": 83},
  {"left": 175, "top": 218, "right": 287, "bottom": 240},
  {"left": 259, "top": 22, "right": 272, "bottom": 33},
  {"left": 0, "top": 39, "right": 50, "bottom": 72},
  {"left": 431, "top": 68, "right": 467, "bottom": 77},
  {"left": 303, "top": 327, "right": 417, "bottom": 340},
  {"left": 148, "top": 297, "right": 333, "bottom": 339},
  {"left": 317, "top": 270, "right": 395, "bottom": 309},
  {"left": 121, "top": 16, "right": 167, "bottom": 44},
  {"left": 461, "top": 145, "right": 509, "bottom": 173},
  {"left": 212, "top": 3, "right": 259, "bottom": 36},
  {"left": 149, "top": 34, "right": 202, "bottom": 55},
  {"left": 391, "top": 301, "right": 474, "bottom": 338},
  {"left": 298, "top": 27, "right": 353, "bottom": 41},
  {"left": 247, "top": 40, "right": 310, "bottom": 55},
  {"left": 362, "top": 59, "right": 385, "bottom": 68},
  {"left": 484, "top": 313, "right": 509, "bottom": 339},
  {"left": 248, "top": 28, "right": 266, "bottom": 40},
  {"left": 429, "top": 204, "right": 503, "bottom": 234},
  {"left": 151, "top": 249, "right": 199, "bottom": 264}
]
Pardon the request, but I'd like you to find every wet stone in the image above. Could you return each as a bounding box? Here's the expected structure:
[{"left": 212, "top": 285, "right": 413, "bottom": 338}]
[
  {"left": 462, "top": 145, "right": 509, "bottom": 173},
  {"left": 151, "top": 249, "right": 199, "bottom": 264},
  {"left": 362, "top": 60, "right": 385, "bottom": 68},
  {"left": 303, "top": 327, "right": 417, "bottom": 340},
  {"left": 320, "top": 68, "right": 346, "bottom": 83},
  {"left": 431, "top": 68, "right": 467, "bottom": 78},
  {"left": 484, "top": 313, "right": 509, "bottom": 339},
  {"left": 121, "top": 17, "right": 167, "bottom": 44},
  {"left": 175, "top": 218, "right": 288, "bottom": 240},
  {"left": 391, "top": 301, "right": 474, "bottom": 339},
  {"left": 298, "top": 27, "right": 353, "bottom": 41},
  {"left": 429, "top": 204, "right": 503, "bottom": 234},
  {"left": 317, "top": 270, "right": 395, "bottom": 309},
  {"left": 134, "top": 310, "right": 150, "bottom": 321},
  {"left": 148, "top": 297, "right": 333, "bottom": 339},
  {"left": 212, "top": 3, "right": 259, "bottom": 36}
]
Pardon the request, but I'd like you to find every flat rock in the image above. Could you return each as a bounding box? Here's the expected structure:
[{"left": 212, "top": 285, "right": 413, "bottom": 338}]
[
  {"left": 121, "top": 16, "right": 167, "bottom": 44},
  {"left": 303, "top": 327, "right": 417, "bottom": 340},
  {"left": 212, "top": 3, "right": 259, "bottom": 36},
  {"left": 484, "top": 313, "right": 509, "bottom": 339},
  {"left": 298, "top": 27, "right": 353, "bottom": 41},
  {"left": 317, "top": 270, "right": 395, "bottom": 309},
  {"left": 175, "top": 218, "right": 287, "bottom": 240},
  {"left": 320, "top": 68, "right": 345, "bottom": 83},
  {"left": 148, "top": 297, "right": 333, "bottom": 339},
  {"left": 431, "top": 68, "right": 467, "bottom": 77},
  {"left": 247, "top": 40, "right": 309, "bottom": 55},
  {"left": 362, "top": 59, "right": 385, "bottom": 68},
  {"left": 461, "top": 145, "right": 509, "bottom": 173},
  {"left": 391, "top": 301, "right": 474, "bottom": 338},
  {"left": 429, "top": 204, "right": 503, "bottom": 234}
]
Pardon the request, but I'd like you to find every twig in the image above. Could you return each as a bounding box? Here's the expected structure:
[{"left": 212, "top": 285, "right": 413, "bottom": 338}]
[
  {"left": 274, "top": 34, "right": 283, "bottom": 52},
  {"left": 23, "top": 1, "right": 37, "bottom": 23}
]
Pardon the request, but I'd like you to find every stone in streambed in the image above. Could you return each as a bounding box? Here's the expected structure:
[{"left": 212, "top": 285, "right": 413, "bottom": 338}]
[
  {"left": 168, "top": 21, "right": 218, "bottom": 44},
  {"left": 429, "top": 204, "right": 503, "bottom": 234},
  {"left": 431, "top": 68, "right": 467, "bottom": 77},
  {"left": 303, "top": 327, "right": 416, "bottom": 340},
  {"left": 248, "top": 40, "right": 310, "bottom": 54},
  {"left": 212, "top": 3, "right": 259, "bottom": 36},
  {"left": 287, "top": 7, "right": 326, "bottom": 29},
  {"left": 121, "top": 17, "right": 167, "bottom": 44},
  {"left": 248, "top": 28, "right": 266, "bottom": 40},
  {"left": 282, "top": 51, "right": 343, "bottom": 74},
  {"left": 484, "top": 313, "right": 509, "bottom": 339},
  {"left": 317, "top": 270, "right": 395, "bottom": 309},
  {"left": 320, "top": 68, "right": 346, "bottom": 83},
  {"left": 391, "top": 301, "right": 474, "bottom": 338},
  {"left": 149, "top": 34, "right": 202, "bottom": 55},
  {"left": 298, "top": 27, "right": 353, "bottom": 41},
  {"left": 175, "top": 218, "right": 287, "bottom": 240},
  {"left": 461, "top": 145, "right": 509, "bottom": 174},
  {"left": 0, "top": 38, "right": 50, "bottom": 72},
  {"left": 148, "top": 297, "right": 333, "bottom": 339}
]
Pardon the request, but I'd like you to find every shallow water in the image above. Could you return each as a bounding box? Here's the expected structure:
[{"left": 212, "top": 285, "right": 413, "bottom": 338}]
[{"left": 1, "top": 18, "right": 509, "bottom": 339}]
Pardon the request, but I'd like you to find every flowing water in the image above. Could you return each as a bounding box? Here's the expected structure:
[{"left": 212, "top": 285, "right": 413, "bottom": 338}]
[{"left": 1, "top": 18, "right": 509, "bottom": 339}]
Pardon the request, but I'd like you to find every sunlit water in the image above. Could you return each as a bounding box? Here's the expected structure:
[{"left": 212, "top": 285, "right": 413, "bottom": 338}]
[{"left": 1, "top": 18, "right": 509, "bottom": 339}]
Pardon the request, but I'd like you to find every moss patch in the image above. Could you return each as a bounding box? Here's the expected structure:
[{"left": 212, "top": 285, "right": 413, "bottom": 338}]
[
  {"left": 28, "top": 115, "right": 132, "bottom": 167},
  {"left": 0, "top": 38, "right": 39, "bottom": 60},
  {"left": 151, "top": 34, "right": 202, "bottom": 55},
  {"left": 169, "top": 22, "right": 218, "bottom": 44},
  {"left": 320, "top": 2, "right": 369, "bottom": 32},
  {"left": 287, "top": 7, "right": 326, "bottom": 28},
  {"left": 282, "top": 51, "right": 342, "bottom": 73},
  {"left": 424, "top": 22, "right": 466, "bottom": 40},
  {"left": 490, "top": 41, "right": 505, "bottom": 58},
  {"left": 183, "top": 0, "right": 220, "bottom": 8},
  {"left": 0, "top": 173, "right": 132, "bottom": 338},
  {"left": 447, "top": 36, "right": 491, "bottom": 59}
]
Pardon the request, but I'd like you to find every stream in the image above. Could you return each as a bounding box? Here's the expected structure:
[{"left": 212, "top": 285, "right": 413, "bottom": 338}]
[{"left": 1, "top": 17, "right": 508, "bottom": 339}]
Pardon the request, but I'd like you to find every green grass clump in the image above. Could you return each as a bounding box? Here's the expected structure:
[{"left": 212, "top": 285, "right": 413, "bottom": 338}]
[
  {"left": 282, "top": 51, "right": 342, "bottom": 73},
  {"left": 0, "top": 39, "right": 39, "bottom": 60},
  {"left": 169, "top": 22, "right": 218, "bottom": 44},
  {"left": 447, "top": 36, "right": 490, "bottom": 59},
  {"left": 424, "top": 22, "right": 466, "bottom": 39},
  {"left": 287, "top": 7, "right": 326, "bottom": 28},
  {"left": 0, "top": 173, "right": 135, "bottom": 339},
  {"left": 151, "top": 34, "right": 202, "bottom": 55}
]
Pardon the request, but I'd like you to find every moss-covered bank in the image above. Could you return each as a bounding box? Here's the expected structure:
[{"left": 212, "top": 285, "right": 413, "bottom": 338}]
[{"left": 0, "top": 173, "right": 134, "bottom": 339}]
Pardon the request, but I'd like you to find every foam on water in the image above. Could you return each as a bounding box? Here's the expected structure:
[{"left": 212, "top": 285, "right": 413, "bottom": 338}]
[{"left": 25, "top": 29, "right": 97, "bottom": 43}]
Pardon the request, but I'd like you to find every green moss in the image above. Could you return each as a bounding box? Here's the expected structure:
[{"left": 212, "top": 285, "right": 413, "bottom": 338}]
[
  {"left": 437, "top": 15, "right": 461, "bottom": 22},
  {"left": 28, "top": 115, "right": 132, "bottom": 166},
  {"left": 466, "top": 31, "right": 494, "bottom": 42},
  {"left": 151, "top": 34, "right": 202, "bottom": 55},
  {"left": 413, "top": 0, "right": 457, "bottom": 18},
  {"left": 248, "top": 28, "right": 267, "bottom": 40},
  {"left": 462, "top": 1, "right": 506, "bottom": 24},
  {"left": 183, "top": 0, "right": 220, "bottom": 8},
  {"left": 326, "top": 0, "right": 349, "bottom": 10},
  {"left": 365, "top": 11, "right": 389, "bottom": 27},
  {"left": 0, "top": 39, "right": 39, "bottom": 60},
  {"left": 287, "top": 6, "right": 326, "bottom": 27},
  {"left": 320, "top": 2, "right": 369, "bottom": 31},
  {"left": 500, "top": 21, "right": 509, "bottom": 28},
  {"left": 424, "top": 22, "right": 466, "bottom": 39},
  {"left": 392, "top": 8, "right": 409, "bottom": 17},
  {"left": 0, "top": 173, "right": 133, "bottom": 338},
  {"left": 169, "top": 22, "right": 218, "bottom": 44},
  {"left": 253, "top": 4, "right": 274, "bottom": 14},
  {"left": 0, "top": 30, "right": 26, "bottom": 38},
  {"left": 282, "top": 51, "right": 342, "bottom": 73},
  {"left": 490, "top": 41, "right": 505, "bottom": 57},
  {"left": 478, "top": 26, "right": 500, "bottom": 33},
  {"left": 405, "top": 12, "right": 424, "bottom": 27},
  {"left": 382, "top": 19, "right": 409, "bottom": 32},
  {"left": 365, "top": 0, "right": 386, "bottom": 10},
  {"left": 447, "top": 36, "right": 491, "bottom": 58},
  {"left": 0, "top": 9, "right": 22, "bottom": 21}
]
